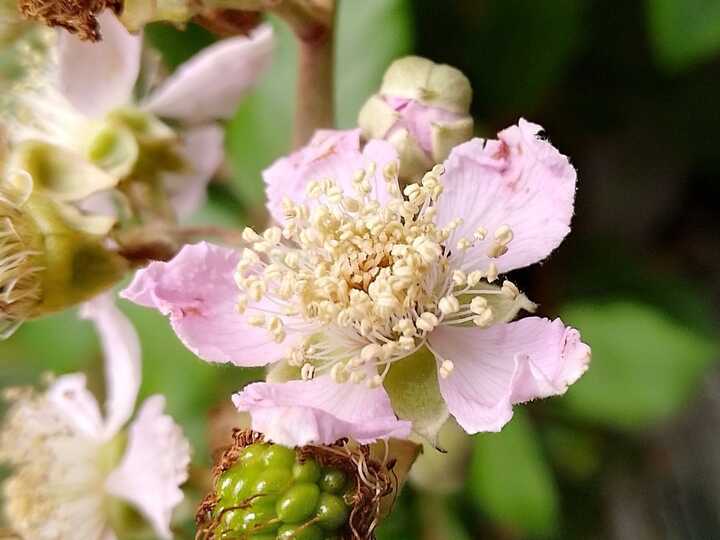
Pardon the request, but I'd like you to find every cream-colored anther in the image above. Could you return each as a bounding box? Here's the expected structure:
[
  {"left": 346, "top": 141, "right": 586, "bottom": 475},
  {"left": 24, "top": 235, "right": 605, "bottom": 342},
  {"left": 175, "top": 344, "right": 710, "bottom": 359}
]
[
  {"left": 413, "top": 236, "right": 442, "bottom": 263},
  {"left": 247, "top": 279, "right": 266, "bottom": 302},
  {"left": 393, "top": 318, "right": 415, "bottom": 337},
  {"left": 470, "top": 296, "right": 488, "bottom": 314},
  {"left": 473, "top": 308, "right": 494, "bottom": 327},
  {"left": 457, "top": 238, "right": 472, "bottom": 251},
  {"left": 350, "top": 370, "right": 367, "bottom": 384},
  {"left": 263, "top": 227, "right": 282, "bottom": 244},
  {"left": 398, "top": 336, "right": 415, "bottom": 350},
  {"left": 247, "top": 314, "right": 266, "bottom": 327},
  {"left": 268, "top": 316, "right": 284, "bottom": 334},
  {"left": 494, "top": 224, "right": 513, "bottom": 245},
  {"left": 438, "top": 295, "right": 460, "bottom": 315},
  {"left": 467, "top": 270, "right": 484, "bottom": 287},
  {"left": 342, "top": 197, "right": 361, "bottom": 213},
  {"left": 438, "top": 359, "right": 455, "bottom": 378},
  {"left": 501, "top": 280, "right": 520, "bottom": 299},
  {"left": 242, "top": 227, "right": 262, "bottom": 243},
  {"left": 361, "top": 343, "right": 383, "bottom": 362},
  {"left": 301, "top": 363, "right": 315, "bottom": 380},
  {"left": 474, "top": 227, "right": 487, "bottom": 240},
  {"left": 235, "top": 295, "right": 248, "bottom": 314},
  {"left": 330, "top": 363, "right": 349, "bottom": 383},
  {"left": 452, "top": 270, "right": 467, "bottom": 286},
  {"left": 284, "top": 252, "right": 299, "bottom": 269},
  {"left": 416, "top": 312, "right": 439, "bottom": 332},
  {"left": 383, "top": 160, "right": 399, "bottom": 181}
]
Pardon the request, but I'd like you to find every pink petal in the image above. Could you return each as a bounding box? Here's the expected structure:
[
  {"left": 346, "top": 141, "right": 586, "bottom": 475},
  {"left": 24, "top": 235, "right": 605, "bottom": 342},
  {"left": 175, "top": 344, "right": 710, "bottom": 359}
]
[
  {"left": 435, "top": 118, "right": 577, "bottom": 273},
  {"left": 46, "top": 374, "right": 104, "bottom": 439},
  {"left": 385, "top": 96, "right": 465, "bottom": 153},
  {"left": 263, "top": 129, "right": 399, "bottom": 224},
  {"left": 57, "top": 10, "right": 141, "bottom": 117},
  {"left": 143, "top": 24, "right": 273, "bottom": 122},
  {"left": 121, "top": 242, "right": 293, "bottom": 366},
  {"left": 105, "top": 396, "right": 190, "bottom": 539},
  {"left": 428, "top": 317, "right": 590, "bottom": 433},
  {"left": 165, "top": 124, "right": 224, "bottom": 219},
  {"left": 80, "top": 293, "right": 141, "bottom": 440},
  {"left": 233, "top": 376, "right": 411, "bottom": 446}
]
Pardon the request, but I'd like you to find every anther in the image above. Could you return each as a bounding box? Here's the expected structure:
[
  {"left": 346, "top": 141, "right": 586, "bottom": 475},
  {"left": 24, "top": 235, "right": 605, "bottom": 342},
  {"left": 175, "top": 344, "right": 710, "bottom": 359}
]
[
  {"left": 301, "top": 363, "right": 315, "bottom": 380},
  {"left": 438, "top": 295, "right": 460, "bottom": 315}
]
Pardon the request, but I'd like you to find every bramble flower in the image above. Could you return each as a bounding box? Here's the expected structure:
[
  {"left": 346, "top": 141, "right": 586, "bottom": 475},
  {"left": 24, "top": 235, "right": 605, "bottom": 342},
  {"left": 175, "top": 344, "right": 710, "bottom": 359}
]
[
  {"left": 358, "top": 56, "right": 474, "bottom": 179},
  {"left": 0, "top": 294, "right": 190, "bottom": 539},
  {"left": 4, "top": 10, "right": 273, "bottom": 220},
  {"left": 123, "top": 119, "right": 590, "bottom": 444},
  {"left": 0, "top": 164, "right": 127, "bottom": 338}
]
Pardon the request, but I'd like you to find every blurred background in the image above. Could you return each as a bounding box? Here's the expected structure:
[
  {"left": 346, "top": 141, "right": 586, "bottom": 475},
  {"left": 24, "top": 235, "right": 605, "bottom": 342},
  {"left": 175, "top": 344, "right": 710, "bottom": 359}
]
[{"left": 2, "top": 0, "right": 719, "bottom": 538}]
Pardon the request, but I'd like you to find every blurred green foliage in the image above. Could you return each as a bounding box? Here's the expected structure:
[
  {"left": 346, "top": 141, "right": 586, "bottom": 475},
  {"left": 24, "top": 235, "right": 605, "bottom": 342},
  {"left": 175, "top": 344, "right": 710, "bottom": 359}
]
[
  {"left": 561, "top": 300, "right": 718, "bottom": 428},
  {"left": 648, "top": 0, "right": 720, "bottom": 72},
  {"left": 470, "top": 411, "right": 560, "bottom": 538}
]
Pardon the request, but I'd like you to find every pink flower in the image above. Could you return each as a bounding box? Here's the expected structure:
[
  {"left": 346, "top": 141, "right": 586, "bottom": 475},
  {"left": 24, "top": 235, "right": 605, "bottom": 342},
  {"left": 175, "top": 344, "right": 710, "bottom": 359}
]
[
  {"left": 124, "top": 119, "right": 590, "bottom": 445},
  {"left": 0, "top": 294, "right": 190, "bottom": 539}
]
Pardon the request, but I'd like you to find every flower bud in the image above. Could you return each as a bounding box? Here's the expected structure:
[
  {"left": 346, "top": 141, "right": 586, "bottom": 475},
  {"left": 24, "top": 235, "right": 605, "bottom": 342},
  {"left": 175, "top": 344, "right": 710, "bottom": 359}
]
[
  {"left": 0, "top": 169, "right": 127, "bottom": 337},
  {"left": 358, "top": 56, "right": 474, "bottom": 179}
]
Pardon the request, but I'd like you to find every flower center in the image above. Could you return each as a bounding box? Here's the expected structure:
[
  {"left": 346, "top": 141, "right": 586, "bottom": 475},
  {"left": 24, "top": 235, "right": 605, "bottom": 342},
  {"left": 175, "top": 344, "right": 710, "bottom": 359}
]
[{"left": 235, "top": 162, "right": 520, "bottom": 386}]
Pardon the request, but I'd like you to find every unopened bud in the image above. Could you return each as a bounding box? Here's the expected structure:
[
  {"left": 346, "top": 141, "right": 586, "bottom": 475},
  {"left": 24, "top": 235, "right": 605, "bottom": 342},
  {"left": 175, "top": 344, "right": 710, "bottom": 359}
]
[{"left": 358, "top": 56, "right": 474, "bottom": 179}]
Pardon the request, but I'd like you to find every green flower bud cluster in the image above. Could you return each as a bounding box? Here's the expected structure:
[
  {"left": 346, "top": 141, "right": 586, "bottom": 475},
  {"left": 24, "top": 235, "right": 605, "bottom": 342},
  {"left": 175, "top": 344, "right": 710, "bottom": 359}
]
[{"left": 212, "top": 442, "right": 352, "bottom": 540}]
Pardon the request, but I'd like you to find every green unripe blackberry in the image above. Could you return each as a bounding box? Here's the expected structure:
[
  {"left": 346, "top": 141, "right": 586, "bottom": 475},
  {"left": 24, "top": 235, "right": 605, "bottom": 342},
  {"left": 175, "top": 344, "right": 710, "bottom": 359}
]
[
  {"left": 292, "top": 460, "right": 321, "bottom": 483},
  {"left": 276, "top": 483, "right": 320, "bottom": 523},
  {"left": 315, "top": 494, "right": 349, "bottom": 531},
  {"left": 319, "top": 469, "right": 347, "bottom": 494},
  {"left": 209, "top": 441, "right": 352, "bottom": 539}
]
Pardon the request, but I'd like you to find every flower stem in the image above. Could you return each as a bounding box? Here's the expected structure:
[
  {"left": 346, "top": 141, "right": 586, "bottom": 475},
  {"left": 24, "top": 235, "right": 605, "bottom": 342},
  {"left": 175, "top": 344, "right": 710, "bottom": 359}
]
[{"left": 268, "top": 0, "right": 337, "bottom": 147}]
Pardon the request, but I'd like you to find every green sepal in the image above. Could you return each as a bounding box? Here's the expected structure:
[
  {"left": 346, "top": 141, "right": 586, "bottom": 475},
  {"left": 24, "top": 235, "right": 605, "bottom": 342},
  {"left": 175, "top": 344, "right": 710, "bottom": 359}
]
[
  {"left": 383, "top": 346, "right": 448, "bottom": 444},
  {"left": 10, "top": 140, "right": 118, "bottom": 202},
  {"left": 22, "top": 193, "right": 128, "bottom": 317},
  {"left": 84, "top": 122, "right": 140, "bottom": 179}
]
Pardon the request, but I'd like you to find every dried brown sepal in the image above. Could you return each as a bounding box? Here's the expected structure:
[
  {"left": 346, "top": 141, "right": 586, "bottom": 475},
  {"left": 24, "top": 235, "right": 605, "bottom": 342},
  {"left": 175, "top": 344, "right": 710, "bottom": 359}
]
[
  {"left": 193, "top": 8, "right": 262, "bottom": 37},
  {"left": 196, "top": 429, "right": 398, "bottom": 540},
  {"left": 18, "top": 0, "right": 123, "bottom": 41}
]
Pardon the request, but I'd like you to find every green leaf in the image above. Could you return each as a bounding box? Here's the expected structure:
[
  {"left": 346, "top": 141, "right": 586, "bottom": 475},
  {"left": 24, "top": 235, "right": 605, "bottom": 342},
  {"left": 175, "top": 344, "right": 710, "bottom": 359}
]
[
  {"left": 648, "top": 0, "right": 720, "bottom": 73},
  {"left": 383, "top": 347, "right": 449, "bottom": 443},
  {"left": 560, "top": 300, "right": 718, "bottom": 428},
  {"left": 144, "top": 22, "right": 216, "bottom": 69},
  {"left": 335, "top": 0, "right": 414, "bottom": 127},
  {"left": 469, "top": 410, "right": 560, "bottom": 538},
  {"left": 226, "top": 0, "right": 413, "bottom": 205}
]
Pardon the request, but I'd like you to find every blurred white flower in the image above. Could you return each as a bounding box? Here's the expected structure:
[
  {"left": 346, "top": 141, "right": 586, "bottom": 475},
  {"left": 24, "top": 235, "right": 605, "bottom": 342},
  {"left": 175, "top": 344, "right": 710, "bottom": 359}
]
[
  {"left": 4, "top": 10, "right": 273, "bottom": 219},
  {"left": 0, "top": 294, "right": 191, "bottom": 539}
]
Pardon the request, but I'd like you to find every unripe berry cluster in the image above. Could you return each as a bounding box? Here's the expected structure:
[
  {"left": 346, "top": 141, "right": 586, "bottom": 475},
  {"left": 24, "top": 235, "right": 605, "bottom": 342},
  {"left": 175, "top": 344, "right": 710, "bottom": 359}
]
[{"left": 211, "top": 442, "right": 352, "bottom": 539}]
